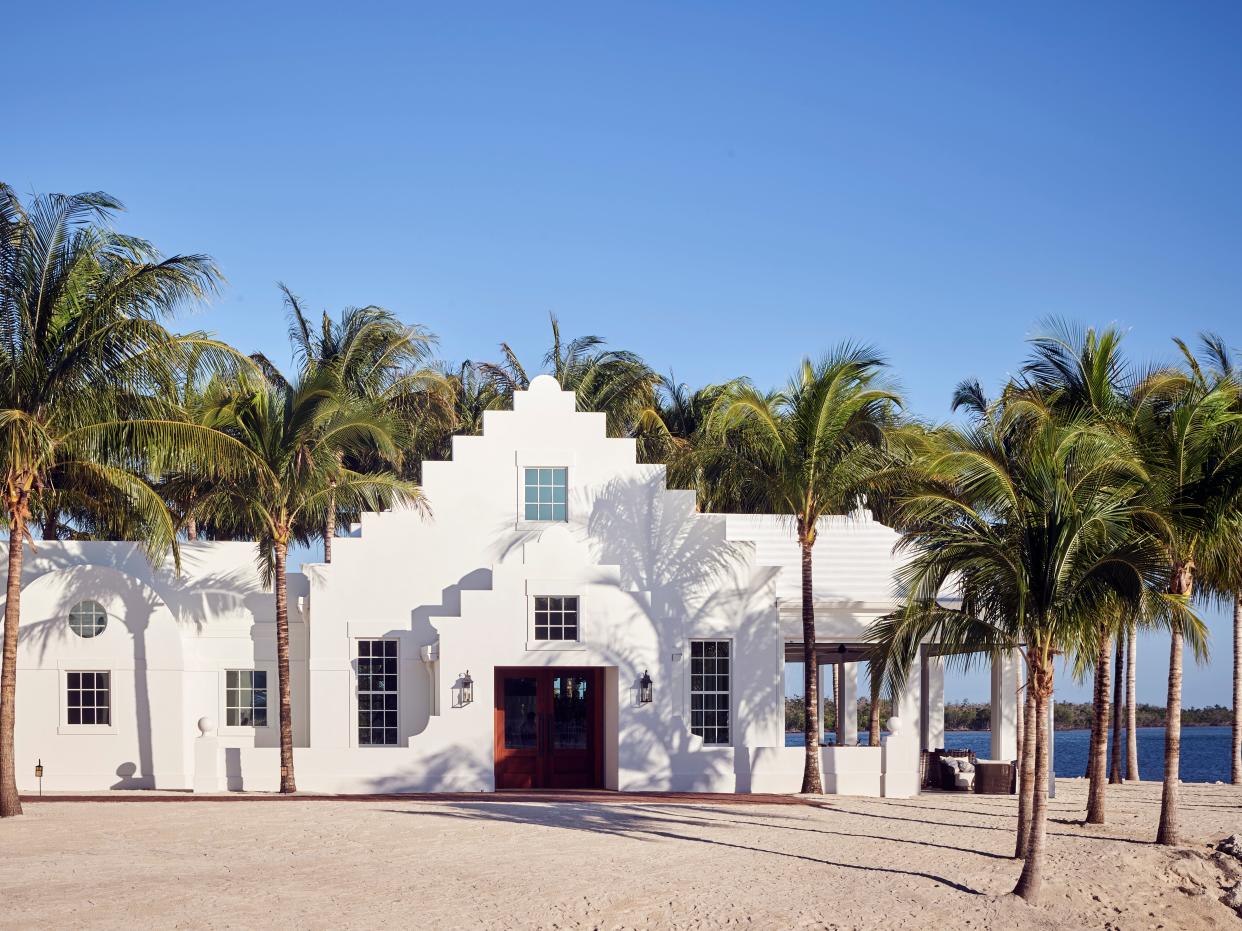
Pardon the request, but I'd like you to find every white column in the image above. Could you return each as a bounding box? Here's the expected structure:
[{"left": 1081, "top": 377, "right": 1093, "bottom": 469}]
[
  {"left": 881, "top": 667, "right": 922, "bottom": 797},
  {"left": 817, "top": 660, "right": 829, "bottom": 743},
  {"left": 921, "top": 651, "right": 945, "bottom": 752},
  {"left": 841, "top": 663, "right": 859, "bottom": 746},
  {"left": 990, "top": 649, "right": 1021, "bottom": 761}
]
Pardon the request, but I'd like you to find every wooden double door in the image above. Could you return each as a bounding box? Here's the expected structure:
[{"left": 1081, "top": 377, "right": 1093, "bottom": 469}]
[{"left": 494, "top": 667, "right": 604, "bottom": 790}]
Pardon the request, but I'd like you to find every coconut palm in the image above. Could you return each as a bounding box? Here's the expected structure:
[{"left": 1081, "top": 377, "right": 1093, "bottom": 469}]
[
  {"left": 192, "top": 366, "right": 425, "bottom": 791},
  {"left": 1173, "top": 334, "right": 1242, "bottom": 788},
  {"left": 478, "top": 314, "right": 658, "bottom": 437},
  {"left": 1016, "top": 320, "right": 1141, "bottom": 824},
  {"left": 633, "top": 374, "right": 746, "bottom": 507},
  {"left": 1131, "top": 344, "right": 1242, "bottom": 843},
  {"left": 872, "top": 395, "right": 1188, "bottom": 902},
  {"left": 260, "top": 284, "right": 449, "bottom": 561},
  {"left": 0, "top": 185, "right": 253, "bottom": 817},
  {"left": 711, "top": 347, "right": 901, "bottom": 793},
  {"left": 1109, "top": 627, "right": 1125, "bottom": 784}
]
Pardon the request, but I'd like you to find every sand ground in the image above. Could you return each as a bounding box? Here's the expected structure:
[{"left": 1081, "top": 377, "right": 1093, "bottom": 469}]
[{"left": 2, "top": 780, "right": 1240, "bottom": 930}]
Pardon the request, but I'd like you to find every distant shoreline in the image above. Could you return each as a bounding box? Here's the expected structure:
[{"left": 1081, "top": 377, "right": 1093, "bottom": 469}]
[{"left": 784, "top": 699, "right": 1234, "bottom": 732}]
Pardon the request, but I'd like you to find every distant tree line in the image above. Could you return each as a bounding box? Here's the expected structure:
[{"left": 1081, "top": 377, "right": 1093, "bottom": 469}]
[{"left": 786, "top": 697, "right": 1231, "bottom": 732}]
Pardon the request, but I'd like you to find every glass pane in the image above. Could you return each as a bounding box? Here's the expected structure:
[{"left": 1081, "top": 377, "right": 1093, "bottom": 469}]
[
  {"left": 503, "top": 677, "right": 538, "bottom": 749},
  {"left": 552, "top": 675, "right": 588, "bottom": 749},
  {"left": 525, "top": 503, "right": 538, "bottom": 520},
  {"left": 552, "top": 503, "right": 567, "bottom": 521},
  {"left": 552, "top": 469, "right": 567, "bottom": 487},
  {"left": 539, "top": 468, "right": 553, "bottom": 485}
]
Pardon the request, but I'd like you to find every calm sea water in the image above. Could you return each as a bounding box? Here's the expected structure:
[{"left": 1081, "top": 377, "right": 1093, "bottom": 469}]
[{"left": 784, "top": 725, "right": 1235, "bottom": 783}]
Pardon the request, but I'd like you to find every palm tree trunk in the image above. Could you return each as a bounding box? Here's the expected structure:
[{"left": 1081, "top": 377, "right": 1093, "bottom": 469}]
[
  {"left": 1157, "top": 561, "right": 1192, "bottom": 846},
  {"left": 1126, "top": 623, "right": 1139, "bottom": 780},
  {"left": 1109, "top": 628, "right": 1125, "bottom": 784},
  {"left": 1015, "top": 677, "right": 1037, "bottom": 858},
  {"left": 799, "top": 528, "right": 823, "bottom": 794},
  {"left": 324, "top": 483, "right": 336, "bottom": 564},
  {"left": 1, "top": 513, "right": 27, "bottom": 817},
  {"left": 274, "top": 540, "right": 296, "bottom": 793},
  {"left": 868, "top": 667, "right": 881, "bottom": 747},
  {"left": 1086, "top": 620, "right": 1111, "bottom": 824},
  {"left": 1014, "top": 657, "right": 1052, "bottom": 902},
  {"left": 185, "top": 514, "right": 197, "bottom": 542},
  {"left": 1233, "top": 591, "right": 1241, "bottom": 786}
]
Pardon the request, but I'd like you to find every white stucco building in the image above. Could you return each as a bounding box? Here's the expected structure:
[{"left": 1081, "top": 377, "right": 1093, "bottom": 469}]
[{"left": 6, "top": 376, "right": 1019, "bottom": 796}]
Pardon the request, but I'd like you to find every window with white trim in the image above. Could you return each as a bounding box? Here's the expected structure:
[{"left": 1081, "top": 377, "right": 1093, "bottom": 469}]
[
  {"left": 357, "top": 639, "right": 398, "bottom": 746},
  {"left": 68, "top": 601, "right": 108, "bottom": 638},
  {"left": 66, "top": 671, "right": 111, "bottom": 726},
  {"left": 226, "top": 670, "right": 268, "bottom": 727},
  {"left": 523, "top": 467, "right": 567, "bottom": 522},
  {"left": 690, "top": 641, "right": 730, "bottom": 745},
  {"left": 534, "top": 596, "right": 579, "bottom": 641}
]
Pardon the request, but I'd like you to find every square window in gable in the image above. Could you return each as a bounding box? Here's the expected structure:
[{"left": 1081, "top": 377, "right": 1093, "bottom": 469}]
[{"left": 523, "top": 467, "right": 568, "bottom": 522}]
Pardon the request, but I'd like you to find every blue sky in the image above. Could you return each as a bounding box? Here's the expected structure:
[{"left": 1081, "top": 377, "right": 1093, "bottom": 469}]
[{"left": 8, "top": 2, "right": 1241, "bottom": 707}]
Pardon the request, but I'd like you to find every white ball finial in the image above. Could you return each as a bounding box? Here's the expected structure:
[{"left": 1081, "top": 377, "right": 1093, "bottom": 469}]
[
  {"left": 886, "top": 716, "right": 902, "bottom": 736},
  {"left": 197, "top": 716, "right": 216, "bottom": 737}
]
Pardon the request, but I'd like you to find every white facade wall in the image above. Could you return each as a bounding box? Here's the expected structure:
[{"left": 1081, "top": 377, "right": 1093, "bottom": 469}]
[{"left": 5, "top": 377, "right": 957, "bottom": 796}]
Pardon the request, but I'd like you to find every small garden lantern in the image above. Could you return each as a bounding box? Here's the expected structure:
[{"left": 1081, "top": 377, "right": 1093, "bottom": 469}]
[
  {"left": 34, "top": 759, "right": 43, "bottom": 796},
  {"left": 639, "top": 669, "right": 653, "bottom": 704}
]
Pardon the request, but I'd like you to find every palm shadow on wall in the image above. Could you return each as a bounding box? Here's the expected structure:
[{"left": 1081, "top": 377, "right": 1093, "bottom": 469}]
[
  {"left": 17, "top": 545, "right": 280, "bottom": 788},
  {"left": 476, "top": 468, "right": 781, "bottom": 791}
]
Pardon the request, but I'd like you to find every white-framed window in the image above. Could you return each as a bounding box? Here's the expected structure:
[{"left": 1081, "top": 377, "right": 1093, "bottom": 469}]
[
  {"left": 523, "top": 467, "right": 567, "bottom": 522},
  {"left": 225, "top": 670, "right": 268, "bottom": 727},
  {"left": 66, "top": 671, "right": 111, "bottom": 726},
  {"left": 534, "top": 596, "right": 579, "bottom": 641},
  {"left": 68, "top": 601, "right": 108, "bottom": 639},
  {"left": 690, "top": 640, "right": 731, "bottom": 745},
  {"left": 356, "top": 639, "right": 398, "bottom": 746}
]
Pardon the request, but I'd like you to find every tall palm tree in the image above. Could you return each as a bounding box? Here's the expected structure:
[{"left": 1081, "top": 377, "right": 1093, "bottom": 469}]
[
  {"left": 1132, "top": 344, "right": 1241, "bottom": 843},
  {"left": 193, "top": 367, "right": 425, "bottom": 791},
  {"left": 0, "top": 186, "right": 251, "bottom": 817},
  {"left": 262, "top": 284, "right": 449, "bottom": 561},
  {"left": 1185, "top": 334, "right": 1242, "bottom": 786},
  {"left": 1016, "top": 320, "right": 1139, "bottom": 825},
  {"left": 1109, "top": 627, "right": 1125, "bottom": 784},
  {"left": 711, "top": 347, "right": 901, "bottom": 793},
  {"left": 873, "top": 399, "right": 1185, "bottom": 903},
  {"left": 478, "top": 314, "right": 658, "bottom": 438}
]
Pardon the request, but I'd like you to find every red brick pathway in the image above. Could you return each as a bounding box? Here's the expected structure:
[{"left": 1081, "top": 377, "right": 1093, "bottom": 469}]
[{"left": 21, "top": 789, "right": 810, "bottom": 805}]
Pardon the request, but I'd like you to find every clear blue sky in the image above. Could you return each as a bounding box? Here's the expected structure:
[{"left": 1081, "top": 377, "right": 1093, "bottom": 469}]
[{"left": 8, "top": 2, "right": 1240, "bottom": 707}]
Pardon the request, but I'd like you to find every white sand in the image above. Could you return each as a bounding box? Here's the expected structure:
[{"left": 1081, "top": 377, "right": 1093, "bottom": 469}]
[{"left": 2, "top": 781, "right": 1240, "bottom": 930}]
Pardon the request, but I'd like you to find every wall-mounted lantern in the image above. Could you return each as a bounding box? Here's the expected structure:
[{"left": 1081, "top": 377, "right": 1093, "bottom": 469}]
[
  {"left": 34, "top": 759, "right": 43, "bottom": 796},
  {"left": 459, "top": 670, "right": 474, "bottom": 706},
  {"left": 639, "top": 669, "right": 653, "bottom": 704}
]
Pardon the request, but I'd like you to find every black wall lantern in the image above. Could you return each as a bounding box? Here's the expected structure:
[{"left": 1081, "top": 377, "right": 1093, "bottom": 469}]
[
  {"left": 460, "top": 670, "right": 474, "bottom": 706},
  {"left": 639, "top": 669, "right": 653, "bottom": 704}
]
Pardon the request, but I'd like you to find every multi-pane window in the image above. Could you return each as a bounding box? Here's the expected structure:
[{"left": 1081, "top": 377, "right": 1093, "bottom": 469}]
[
  {"left": 357, "top": 639, "right": 398, "bottom": 746},
  {"left": 534, "top": 596, "right": 579, "bottom": 641},
  {"left": 226, "top": 670, "right": 268, "bottom": 727},
  {"left": 523, "top": 467, "right": 567, "bottom": 522},
  {"left": 690, "top": 640, "right": 730, "bottom": 745},
  {"left": 68, "top": 601, "right": 108, "bottom": 638},
  {"left": 66, "top": 671, "right": 110, "bottom": 726}
]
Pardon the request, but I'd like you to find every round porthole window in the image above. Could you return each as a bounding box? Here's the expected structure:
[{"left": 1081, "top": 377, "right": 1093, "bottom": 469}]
[{"left": 68, "top": 600, "right": 108, "bottom": 638}]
